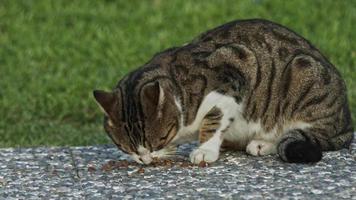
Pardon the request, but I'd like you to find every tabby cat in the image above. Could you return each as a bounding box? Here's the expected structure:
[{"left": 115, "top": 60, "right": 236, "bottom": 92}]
[{"left": 94, "top": 19, "right": 353, "bottom": 164}]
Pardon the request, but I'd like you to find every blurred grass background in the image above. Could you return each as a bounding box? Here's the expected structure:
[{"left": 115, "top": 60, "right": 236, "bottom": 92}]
[{"left": 0, "top": 0, "right": 355, "bottom": 147}]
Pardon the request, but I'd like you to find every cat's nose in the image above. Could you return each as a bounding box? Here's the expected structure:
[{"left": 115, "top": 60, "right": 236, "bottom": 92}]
[{"left": 140, "top": 155, "right": 153, "bottom": 165}]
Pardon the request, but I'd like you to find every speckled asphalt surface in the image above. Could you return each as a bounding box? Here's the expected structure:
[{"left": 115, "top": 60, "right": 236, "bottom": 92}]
[{"left": 0, "top": 134, "right": 355, "bottom": 200}]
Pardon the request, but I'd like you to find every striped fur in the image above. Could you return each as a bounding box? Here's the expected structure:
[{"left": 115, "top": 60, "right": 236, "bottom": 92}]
[
  {"left": 94, "top": 19, "right": 353, "bottom": 164},
  {"left": 199, "top": 106, "right": 223, "bottom": 144}
]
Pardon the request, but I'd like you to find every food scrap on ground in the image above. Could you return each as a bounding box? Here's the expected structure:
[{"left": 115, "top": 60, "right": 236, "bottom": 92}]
[
  {"left": 100, "top": 160, "right": 134, "bottom": 172},
  {"left": 198, "top": 161, "right": 208, "bottom": 168},
  {"left": 137, "top": 168, "right": 145, "bottom": 174},
  {"left": 99, "top": 158, "right": 204, "bottom": 173},
  {"left": 87, "top": 165, "right": 96, "bottom": 173}
]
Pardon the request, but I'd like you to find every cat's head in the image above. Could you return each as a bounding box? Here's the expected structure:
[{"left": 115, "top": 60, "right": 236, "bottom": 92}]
[{"left": 93, "top": 81, "right": 181, "bottom": 164}]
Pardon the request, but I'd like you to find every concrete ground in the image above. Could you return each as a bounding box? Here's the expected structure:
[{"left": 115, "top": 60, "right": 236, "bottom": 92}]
[{"left": 0, "top": 134, "right": 355, "bottom": 200}]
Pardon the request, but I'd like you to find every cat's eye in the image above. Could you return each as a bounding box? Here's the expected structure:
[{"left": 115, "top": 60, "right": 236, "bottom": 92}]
[{"left": 157, "top": 124, "right": 177, "bottom": 150}]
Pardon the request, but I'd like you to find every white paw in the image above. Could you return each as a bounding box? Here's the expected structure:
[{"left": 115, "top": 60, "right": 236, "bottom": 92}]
[
  {"left": 189, "top": 148, "right": 219, "bottom": 164},
  {"left": 246, "top": 140, "right": 277, "bottom": 156}
]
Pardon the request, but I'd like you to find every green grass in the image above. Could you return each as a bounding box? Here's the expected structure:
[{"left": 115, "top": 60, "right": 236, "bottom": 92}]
[{"left": 0, "top": 0, "right": 355, "bottom": 147}]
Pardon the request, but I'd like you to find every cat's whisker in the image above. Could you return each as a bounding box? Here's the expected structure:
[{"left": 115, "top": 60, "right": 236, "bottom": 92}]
[
  {"left": 160, "top": 151, "right": 186, "bottom": 158},
  {"left": 152, "top": 149, "right": 184, "bottom": 158}
]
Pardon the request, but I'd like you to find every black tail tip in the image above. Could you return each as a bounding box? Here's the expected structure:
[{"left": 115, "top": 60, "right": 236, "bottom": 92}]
[{"left": 282, "top": 140, "right": 322, "bottom": 163}]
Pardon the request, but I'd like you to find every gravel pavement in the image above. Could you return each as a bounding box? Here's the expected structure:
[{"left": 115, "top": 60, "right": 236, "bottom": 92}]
[{"left": 0, "top": 134, "right": 355, "bottom": 199}]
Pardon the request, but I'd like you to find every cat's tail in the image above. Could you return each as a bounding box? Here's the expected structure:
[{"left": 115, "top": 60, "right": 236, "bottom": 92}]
[{"left": 277, "top": 129, "right": 322, "bottom": 163}]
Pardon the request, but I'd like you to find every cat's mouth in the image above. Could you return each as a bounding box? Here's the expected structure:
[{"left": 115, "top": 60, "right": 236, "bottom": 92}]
[
  {"left": 130, "top": 153, "right": 157, "bottom": 165},
  {"left": 131, "top": 145, "right": 177, "bottom": 165}
]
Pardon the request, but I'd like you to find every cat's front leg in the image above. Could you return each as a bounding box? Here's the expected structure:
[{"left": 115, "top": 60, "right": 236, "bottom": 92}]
[
  {"left": 190, "top": 113, "right": 233, "bottom": 164},
  {"left": 190, "top": 94, "right": 240, "bottom": 164}
]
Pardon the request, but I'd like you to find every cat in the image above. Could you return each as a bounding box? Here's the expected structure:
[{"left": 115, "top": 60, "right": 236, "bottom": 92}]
[{"left": 93, "top": 19, "right": 353, "bottom": 165}]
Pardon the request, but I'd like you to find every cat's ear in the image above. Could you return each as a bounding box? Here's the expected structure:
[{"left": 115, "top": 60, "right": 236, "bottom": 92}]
[
  {"left": 141, "top": 82, "right": 165, "bottom": 116},
  {"left": 93, "top": 90, "right": 117, "bottom": 116}
]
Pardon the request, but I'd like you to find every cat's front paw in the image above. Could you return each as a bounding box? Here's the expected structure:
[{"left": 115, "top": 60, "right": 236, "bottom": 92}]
[
  {"left": 246, "top": 140, "right": 277, "bottom": 156},
  {"left": 189, "top": 148, "right": 219, "bottom": 164}
]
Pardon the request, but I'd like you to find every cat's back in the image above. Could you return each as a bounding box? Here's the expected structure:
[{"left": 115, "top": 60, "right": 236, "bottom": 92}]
[
  {"left": 193, "top": 19, "right": 327, "bottom": 61},
  {"left": 194, "top": 19, "right": 309, "bottom": 45}
]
